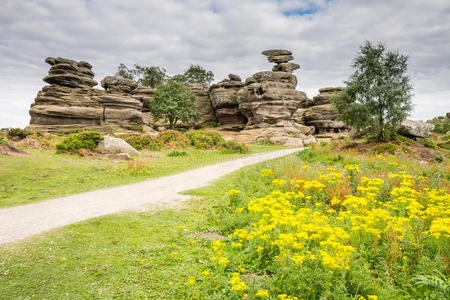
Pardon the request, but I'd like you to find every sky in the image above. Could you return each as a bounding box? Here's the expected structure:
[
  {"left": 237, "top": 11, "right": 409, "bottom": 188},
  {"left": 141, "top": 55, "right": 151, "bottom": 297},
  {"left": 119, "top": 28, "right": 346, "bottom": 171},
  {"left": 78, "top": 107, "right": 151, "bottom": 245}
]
[{"left": 1, "top": 0, "right": 449, "bottom": 128}]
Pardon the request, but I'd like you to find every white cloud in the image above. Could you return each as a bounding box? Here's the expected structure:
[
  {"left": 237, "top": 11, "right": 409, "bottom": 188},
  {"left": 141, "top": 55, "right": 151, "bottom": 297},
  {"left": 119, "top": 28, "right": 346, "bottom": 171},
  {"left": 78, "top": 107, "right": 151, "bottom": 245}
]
[{"left": 0, "top": 0, "right": 449, "bottom": 128}]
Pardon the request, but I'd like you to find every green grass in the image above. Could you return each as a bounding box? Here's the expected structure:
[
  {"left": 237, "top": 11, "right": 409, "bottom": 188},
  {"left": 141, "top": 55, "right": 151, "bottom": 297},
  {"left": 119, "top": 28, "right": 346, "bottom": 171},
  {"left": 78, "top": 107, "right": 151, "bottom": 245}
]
[{"left": 0, "top": 144, "right": 285, "bottom": 208}]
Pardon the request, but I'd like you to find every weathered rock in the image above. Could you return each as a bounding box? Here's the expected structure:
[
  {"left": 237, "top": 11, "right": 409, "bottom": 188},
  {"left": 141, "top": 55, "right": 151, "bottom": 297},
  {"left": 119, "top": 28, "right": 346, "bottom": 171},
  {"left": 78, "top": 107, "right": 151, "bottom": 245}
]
[
  {"left": 188, "top": 84, "right": 216, "bottom": 125},
  {"left": 209, "top": 78, "right": 246, "bottom": 128},
  {"left": 106, "top": 153, "right": 132, "bottom": 161},
  {"left": 101, "top": 76, "right": 138, "bottom": 93},
  {"left": 96, "top": 136, "right": 140, "bottom": 155},
  {"left": 43, "top": 57, "right": 98, "bottom": 88},
  {"left": 268, "top": 55, "right": 294, "bottom": 64},
  {"left": 234, "top": 126, "right": 313, "bottom": 147},
  {"left": 272, "top": 62, "right": 300, "bottom": 72},
  {"left": 301, "top": 88, "right": 348, "bottom": 134},
  {"left": 28, "top": 58, "right": 145, "bottom": 132},
  {"left": 228, "top": 74, "right": 241, "bottom": 81},
  {"left": 398, "top": 120, "right": 435, "bottom": 138},
  {"left": 131, "top": 87, "right": 155, "bottom": 112},
  {"left": 261, "top": 49, "right": 292, "bottom": 56}
]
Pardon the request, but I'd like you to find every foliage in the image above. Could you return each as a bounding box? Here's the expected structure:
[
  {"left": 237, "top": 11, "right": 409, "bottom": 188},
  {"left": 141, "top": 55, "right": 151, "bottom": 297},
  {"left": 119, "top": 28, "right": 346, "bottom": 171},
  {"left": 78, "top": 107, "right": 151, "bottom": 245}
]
[
  {"left": 428, "top": 116, "right": 450, "bottom": 134},
  {"left": 220, "top": 140, "right": 248, "bottom": 154},
  {"left": 186, "top": 130, "right": 224, "bottom": 149},
  {"left": 170, "top": 64, "right": 214, "bottom": 85},
  {"left": 115, "top": 63, "right": 134, "bottom": 79},
  {"left": 0, "top": 136, "right": 7, "bottom": 145},
  {"left": 156, "top": 130, "right": 190, "bottom": 148},
  {"left": 115, "top": 63, "right": 167, "bottom": 88},
  {"left": 6, "top": 128, "right": 31, "bottom": 141},
  {"left": 150, "top": 81, "right": 201, "bottom": 129},
  {"left": 55, "top": 131, "right": 103, "bottom": 154},
  {"left": 121, "top": 134, "right": 161, "bottom": 151},
  {"left": 374, "top": 143, "right": 397, "bottom": 154},
  {"left": 167, "top": 151, "right": 188, "bottom": 157},
  {"left": 413, "top": 270, "right": 449, "bottom": 298},
  {"left": 333, "top": 41, "right": 413, "bottom": 141}
]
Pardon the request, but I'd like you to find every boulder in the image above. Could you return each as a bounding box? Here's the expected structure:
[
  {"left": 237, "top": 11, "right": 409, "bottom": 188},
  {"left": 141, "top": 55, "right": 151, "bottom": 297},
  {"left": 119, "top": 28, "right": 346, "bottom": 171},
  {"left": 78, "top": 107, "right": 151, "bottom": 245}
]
[
  {"left": 96, "top": 136, "right": 140, "bottom": 155},
  {"left": 209, "top": 78, "right": 246, "bottom": 128},
  {"left": 101, "top": 76, "right": 138, "bottom": 93},
  {"left": 398, "top": 120, "right": 435, "bottom": 138},
  {"left": 228, "top": 74, "right": 241, "bottom": 81},
  {"left": 188, "top": 84, "right": 216, "bottom": 125},
  {"left": 43, "top": 56, "right": 97, "bottom": 88}
]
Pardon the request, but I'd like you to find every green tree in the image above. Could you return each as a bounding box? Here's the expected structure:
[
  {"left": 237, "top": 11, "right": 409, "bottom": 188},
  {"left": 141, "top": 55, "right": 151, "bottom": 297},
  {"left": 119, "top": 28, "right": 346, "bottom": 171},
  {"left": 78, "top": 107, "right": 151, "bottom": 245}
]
[
  {"left": 149, "top": 81, "right": 201, "bottom": 129},
  {"left": 115, "top": 63, "right": 134, "bottom": 80},
  {"left": 333, "top": 41, "right": 413, "bottom": 141},
  {"left": 115, "top": 64, "right": 167, "bottom": 88},
  {"left": 133, "top": 65, "right": 167, "bottom": 88},
  {"left": 171, "top": 64, "right": 214, "bottom": 85}
]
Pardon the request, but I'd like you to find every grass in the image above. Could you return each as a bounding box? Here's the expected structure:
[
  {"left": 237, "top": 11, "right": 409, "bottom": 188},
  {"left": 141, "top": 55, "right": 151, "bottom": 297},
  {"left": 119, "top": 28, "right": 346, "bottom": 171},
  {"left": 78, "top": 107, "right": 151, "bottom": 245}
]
[{"left": 0, "top": 144, "right": 285, "bottom": 208}]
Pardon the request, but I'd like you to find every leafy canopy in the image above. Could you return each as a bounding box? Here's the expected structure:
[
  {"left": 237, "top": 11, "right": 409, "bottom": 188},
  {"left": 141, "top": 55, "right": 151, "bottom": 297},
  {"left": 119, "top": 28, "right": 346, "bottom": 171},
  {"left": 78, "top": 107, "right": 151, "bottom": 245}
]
[
  {"left": 149, "top": 80, "right": 201, "bottom": 129},
  {"left": 332, "top": 41, "right": 413, "bottom": 141},
  {"left": 115, "top": 64, "right": 167, "bottom": 88},
  {"left": 171, "top": 64, "right": 214, "bottom": 85}
]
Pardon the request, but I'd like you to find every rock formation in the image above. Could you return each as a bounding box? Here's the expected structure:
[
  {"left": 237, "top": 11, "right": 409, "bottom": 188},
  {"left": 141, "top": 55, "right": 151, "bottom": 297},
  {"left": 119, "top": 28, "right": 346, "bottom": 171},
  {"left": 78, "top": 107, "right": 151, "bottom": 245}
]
[
  {"left": 188, "top": 84, "right": 216, "bottom": 125},
  {"left": 234, "top": 50, "right": 315, "bottom": 146},
  {"left": 28, "top": 57, "right": 147, "bottom": 132},
  {"left": 294, "top": 87, "right": 347, "bottom": 135},
  {"left": 209, "top": 74, "right": 246, "bottom": 130}
]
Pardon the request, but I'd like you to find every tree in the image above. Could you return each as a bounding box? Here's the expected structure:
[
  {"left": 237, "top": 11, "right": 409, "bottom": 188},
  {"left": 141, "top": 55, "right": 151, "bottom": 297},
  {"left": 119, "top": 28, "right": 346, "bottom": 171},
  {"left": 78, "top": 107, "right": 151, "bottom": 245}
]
[
  {"left": 133, "top": 65, "right": 167, "bottom": 88},
  {"left": 115, "top": 64, "right": 167, "bottom": 88},
  {"left": 115, "top": 63, "right": 134, "bottom": 80},
  {"left": 149, "top": 80, "right": 201, "bottom": 129},
  {"left": 171, "top": 64, "right": 214, "bottom": 85},
  {"left": 333, "top": 41, "right": 413, "bottom": 141}
]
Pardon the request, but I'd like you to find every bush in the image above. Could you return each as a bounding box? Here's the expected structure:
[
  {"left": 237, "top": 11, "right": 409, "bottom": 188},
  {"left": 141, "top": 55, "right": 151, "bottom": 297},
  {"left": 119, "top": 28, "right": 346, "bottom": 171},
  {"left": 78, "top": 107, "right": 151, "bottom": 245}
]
[
  {"left": 220, "top": 140, "right": 248, "bottom": 154},
  {"left": 422, "top": 139, "right": 437, "bottom": 149},
  {"left": 0, "top": 136, "right": 7, "bottom": 145},
  {"left": 56, "top": 131, "right": 103, "bottom": 153},
  {"left": 186, "top": 130, "right": 224, "bottom": 149},
  {"left": 7, "top": 128, "right": 31, "bottom": 141},
  {"left": 374, "top": 143, "right": 397, "bottom": 154},
  {"left": 121, "top": 134, "right": 161, "bottom": 151},
  {"left": 167, "top": 151, "right": 188, "bottom": 157},
  {"left": 428, "top": 117, "right": 450, "bottom": 134},
  {"left": 156, "top": 130, "right": 190, "bottom": 149}
]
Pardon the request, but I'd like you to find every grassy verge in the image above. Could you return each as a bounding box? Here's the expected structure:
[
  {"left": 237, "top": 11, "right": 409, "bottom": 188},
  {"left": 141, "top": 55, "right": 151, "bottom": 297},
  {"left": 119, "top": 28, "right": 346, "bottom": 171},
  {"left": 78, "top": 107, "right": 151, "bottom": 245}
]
[
  {"left": 1, "top": 142, "right": 448, "bottom": 299},
  {"left": 0, "top": 144, "right": 285, "bottom": 208}
]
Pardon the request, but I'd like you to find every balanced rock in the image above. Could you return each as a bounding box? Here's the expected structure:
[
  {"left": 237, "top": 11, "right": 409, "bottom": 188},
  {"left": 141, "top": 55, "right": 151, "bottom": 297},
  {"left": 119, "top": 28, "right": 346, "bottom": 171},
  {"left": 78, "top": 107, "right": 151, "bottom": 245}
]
[{"left": 262, "top": 49, "right": 299, "bottom": 74}]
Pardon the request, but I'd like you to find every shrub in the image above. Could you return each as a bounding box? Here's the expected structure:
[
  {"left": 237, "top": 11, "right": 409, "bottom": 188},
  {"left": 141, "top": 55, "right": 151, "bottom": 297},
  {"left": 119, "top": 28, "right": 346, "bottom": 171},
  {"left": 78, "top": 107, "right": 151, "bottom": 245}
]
[
  {"left": 220, "top": 140, "right": 248, "bottom": 154},
  {"left": 7, "top": 128, "right": 31, "bottom": 141},
  {"left": 56, "top": 131, "right": 103, "bottom": 153},
  {"left": 374, "top": 143, "right": 397, "bottom": 154},
  {"left": 167, "top": 151, "right": 188, "bottom": 157},
  {"left": 0, "top": 136, "right": 7, "bottom": 144},
  {"left": 121, "top": 134, "right": 161, "bottom": 151},
  {"left": 186, "top": 130, "right": 224, "bottom": 149},
  {"left": 422, "top": 139, "right": 437, "bottom": 149},
  {"left": 156, "top": 130, "right": 190, "bottom": 149},
  {"left": 428, "top": 117, "right": 450, "bottom": 134}
]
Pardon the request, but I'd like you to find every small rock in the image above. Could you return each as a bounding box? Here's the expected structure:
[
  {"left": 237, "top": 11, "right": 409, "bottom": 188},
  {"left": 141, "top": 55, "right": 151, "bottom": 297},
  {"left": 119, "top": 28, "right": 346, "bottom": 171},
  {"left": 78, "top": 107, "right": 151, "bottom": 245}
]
[{"left": 96, "top": 136, "right": 140, "bottom": 155}]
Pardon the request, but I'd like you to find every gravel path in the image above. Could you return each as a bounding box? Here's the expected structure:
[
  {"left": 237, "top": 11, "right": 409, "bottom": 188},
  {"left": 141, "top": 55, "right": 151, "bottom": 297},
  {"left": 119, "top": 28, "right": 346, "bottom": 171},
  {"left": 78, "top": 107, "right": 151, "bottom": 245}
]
[{"left": 0, "top": 148, "right": 301, "bottom": 244}]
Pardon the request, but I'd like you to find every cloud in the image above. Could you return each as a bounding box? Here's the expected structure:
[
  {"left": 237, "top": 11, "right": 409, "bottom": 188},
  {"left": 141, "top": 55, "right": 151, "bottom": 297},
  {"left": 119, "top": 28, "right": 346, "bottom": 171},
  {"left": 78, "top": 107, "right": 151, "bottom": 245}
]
[{"left": 0, "top": 0, "right": 449, "bottom": 127}]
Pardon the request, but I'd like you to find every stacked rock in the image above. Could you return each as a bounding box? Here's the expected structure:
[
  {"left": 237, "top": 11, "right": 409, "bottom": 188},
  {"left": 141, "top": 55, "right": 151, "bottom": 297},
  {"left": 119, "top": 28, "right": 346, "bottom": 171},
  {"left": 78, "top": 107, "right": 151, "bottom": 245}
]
[
  {"left": 234, "top": 50, "right": 316, "bottom": 146},
  {"left": 261, "top": 49, "right": 300, "bottom": 73},
  {"left": 209, "top": 74, "right": 246, "bottom": 130},
  {"left": 28, "top": 57, "right": 145, "bottom": 132},
  {"left": 99, "top": 76, "right": 144, "bottom": 127},
  {"left": 44, "top": 57, "right": 98, "bottom": 88},
  {"left": 300, "top": 87, "right": 347, "bottom": 134}
]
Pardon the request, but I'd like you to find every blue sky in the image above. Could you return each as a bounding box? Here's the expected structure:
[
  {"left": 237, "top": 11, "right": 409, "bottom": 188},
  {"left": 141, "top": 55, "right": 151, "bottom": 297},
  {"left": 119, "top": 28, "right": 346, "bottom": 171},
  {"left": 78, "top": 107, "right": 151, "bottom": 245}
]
[{"left": 0, "top": 0, "right": 449, "bottom": 128}]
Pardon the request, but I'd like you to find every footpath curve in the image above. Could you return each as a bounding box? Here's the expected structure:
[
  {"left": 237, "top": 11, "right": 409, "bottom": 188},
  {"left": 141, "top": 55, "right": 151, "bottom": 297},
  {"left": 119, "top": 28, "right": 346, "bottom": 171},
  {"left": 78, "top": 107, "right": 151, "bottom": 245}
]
[{"left": 0, "top": 148, "right": 301, "bottom": 244}]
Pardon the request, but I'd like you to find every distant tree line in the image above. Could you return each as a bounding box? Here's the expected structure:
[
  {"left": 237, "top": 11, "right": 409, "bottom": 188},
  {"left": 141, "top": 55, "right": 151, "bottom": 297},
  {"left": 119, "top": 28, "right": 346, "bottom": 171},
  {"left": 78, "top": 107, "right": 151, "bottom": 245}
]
[{"left": 115, "top": 63, "right": 214, "bottom": 88}]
